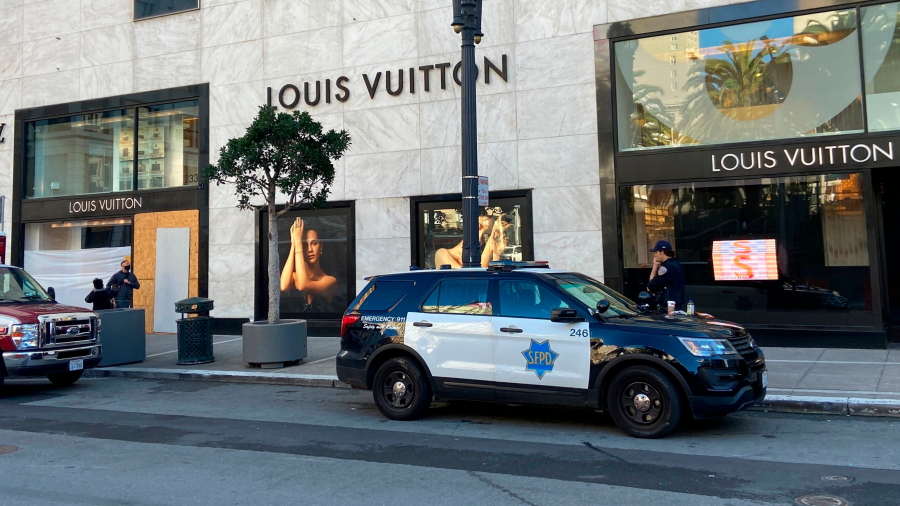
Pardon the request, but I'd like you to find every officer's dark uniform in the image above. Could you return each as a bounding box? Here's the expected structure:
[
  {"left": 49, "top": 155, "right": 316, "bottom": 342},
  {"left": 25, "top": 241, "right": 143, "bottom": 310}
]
[{"left": 647, "top": 241, "right": 686, "bottom": 311}]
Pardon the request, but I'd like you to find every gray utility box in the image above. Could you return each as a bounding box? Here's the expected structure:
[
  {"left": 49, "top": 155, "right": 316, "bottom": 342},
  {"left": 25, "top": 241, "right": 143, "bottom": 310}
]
[{"left": 97, "top": 308, "right": 146, "bottom": 367}]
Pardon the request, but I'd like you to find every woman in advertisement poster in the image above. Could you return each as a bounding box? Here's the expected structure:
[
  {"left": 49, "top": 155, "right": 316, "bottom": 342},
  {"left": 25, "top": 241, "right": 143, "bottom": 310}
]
[
  {"left": 279, "top": 217, "right": 338, "bottom": 312},
  {"left": 434, "top": 213, "right": 512, "bottom": 269}
]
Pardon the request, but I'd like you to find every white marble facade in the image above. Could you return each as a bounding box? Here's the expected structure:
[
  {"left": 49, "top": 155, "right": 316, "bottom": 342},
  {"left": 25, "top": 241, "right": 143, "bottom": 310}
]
[{"left": 0, "top": 0, "right": 751, "bottom": 318}]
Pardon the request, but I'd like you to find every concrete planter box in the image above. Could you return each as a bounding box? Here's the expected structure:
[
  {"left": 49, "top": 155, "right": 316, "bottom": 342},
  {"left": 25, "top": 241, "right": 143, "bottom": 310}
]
[
  {"left": 242, "top": 319, "right": 307, "bottom": 369},
  {"left": 97, "top": 308, "right": 146, "bottom": 367}
]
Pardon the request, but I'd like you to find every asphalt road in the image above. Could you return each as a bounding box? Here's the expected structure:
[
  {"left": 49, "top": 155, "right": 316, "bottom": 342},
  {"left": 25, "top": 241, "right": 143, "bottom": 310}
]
[{"left": 1, "top": 377, "right": 898, "bottom": 506}]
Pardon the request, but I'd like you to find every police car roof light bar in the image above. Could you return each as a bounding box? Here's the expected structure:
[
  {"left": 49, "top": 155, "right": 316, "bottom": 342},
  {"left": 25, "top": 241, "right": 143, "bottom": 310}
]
[{"left": 487, "top": 260, "right": 550, "bottom": 272}]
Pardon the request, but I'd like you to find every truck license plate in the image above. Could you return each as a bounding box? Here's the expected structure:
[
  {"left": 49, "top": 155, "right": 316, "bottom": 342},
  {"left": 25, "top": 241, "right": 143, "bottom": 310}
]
[
  {"left": 69, "top": 359, "right": 84, "bottom": 372},
  {"left": 761, "top": 370, "right": 768, "bottom": 388}
]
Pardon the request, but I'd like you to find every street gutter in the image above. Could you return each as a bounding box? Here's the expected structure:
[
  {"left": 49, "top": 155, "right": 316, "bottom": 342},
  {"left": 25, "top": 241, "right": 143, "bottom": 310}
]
[{"left": 86, "top": 367, "right": 900, "bottom": 418}]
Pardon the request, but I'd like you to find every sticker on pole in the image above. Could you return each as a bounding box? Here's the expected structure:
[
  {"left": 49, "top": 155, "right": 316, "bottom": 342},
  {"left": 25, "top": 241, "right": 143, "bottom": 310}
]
[{"left": 478, "top": 176, "right": 489, "bottom": 206}]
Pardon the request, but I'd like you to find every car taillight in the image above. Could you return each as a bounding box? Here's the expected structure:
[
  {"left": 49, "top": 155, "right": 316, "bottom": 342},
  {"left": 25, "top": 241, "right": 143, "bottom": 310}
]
[{"left": 341, "top": 315, "right": 359, "bottom": 337}]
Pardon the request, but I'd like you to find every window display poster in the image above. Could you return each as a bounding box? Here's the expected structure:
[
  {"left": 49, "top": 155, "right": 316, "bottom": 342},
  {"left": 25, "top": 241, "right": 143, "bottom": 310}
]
[
  {"left": 276, "top": 210, "right": 349, "bottom": 315},
  {"left": 421, "top": 204, "right": 524, "bottom": 269},
  {"left": 712, "top": 239, "right": 778, "bottom": 281}
]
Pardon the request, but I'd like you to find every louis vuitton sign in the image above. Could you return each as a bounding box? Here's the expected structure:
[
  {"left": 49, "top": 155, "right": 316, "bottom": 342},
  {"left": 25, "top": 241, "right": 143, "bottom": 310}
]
[
  {"left": 69, "top": 196, "right": 144, "bottom": 214},
  {"left": 707, "top": 139, "right": 896, "bottom": 173},
  {"left": 268, "top": 55, "right": 509, "bottom": 110}
]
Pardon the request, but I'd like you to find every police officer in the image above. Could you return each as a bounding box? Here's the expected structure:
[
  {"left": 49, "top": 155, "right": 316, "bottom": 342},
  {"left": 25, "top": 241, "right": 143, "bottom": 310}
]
[{"left": 647, "top": 240, "right": 685, "bottom": 311}]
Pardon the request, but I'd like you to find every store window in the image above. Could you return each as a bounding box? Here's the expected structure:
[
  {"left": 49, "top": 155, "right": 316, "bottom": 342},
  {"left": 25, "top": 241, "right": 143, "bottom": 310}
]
[
  {"left": 135, "top": 0, "right": 199, "bottom": 20},
  {"left": 24, "top": 101, "right": 199, "bottom": 199},
  {"left": 615, "top": 8, "right": 864, "bottom": 151},
  {"left": 619, "top": 174, "right": 873, "bottom": 327},
  {"left": 862, "top": 2, "right": 900, "bottom": 131},
  {"left": 260, "top": 206, "right": 353, "bottom": 318},
  {"left": 25, "top": 109, "right": 136, "bottom": 198},
  {"left": 415, "top": 195, "right": 532, "bottom": 269},
  {"left": 137, "top": 101, "right": 200, "bottom": 190},
  {"left": 23, "top": 218, "right": 133, "bottom": 308}
]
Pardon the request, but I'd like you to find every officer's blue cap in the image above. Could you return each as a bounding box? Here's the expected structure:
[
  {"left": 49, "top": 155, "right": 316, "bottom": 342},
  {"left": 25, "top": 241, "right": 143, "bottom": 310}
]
[{"left": 650, "top": 240, "right": 673, "bottom": 252}]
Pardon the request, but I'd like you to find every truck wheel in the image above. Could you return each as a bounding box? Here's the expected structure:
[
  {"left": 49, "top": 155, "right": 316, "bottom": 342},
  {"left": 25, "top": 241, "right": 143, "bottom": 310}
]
[
  {"left": 47, "top": 370, "right": 84, "bottom": 387},
  {"left": 372, "top": 357, "right": 431, "bottom": 421},
  {"left": 607, "top": 365, "right": 683, "bottom": 439}
]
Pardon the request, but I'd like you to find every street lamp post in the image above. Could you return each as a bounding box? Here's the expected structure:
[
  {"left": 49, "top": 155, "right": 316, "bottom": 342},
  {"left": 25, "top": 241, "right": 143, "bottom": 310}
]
[{"left": 452, "top": 0, "right": 483, "bottom": 268}]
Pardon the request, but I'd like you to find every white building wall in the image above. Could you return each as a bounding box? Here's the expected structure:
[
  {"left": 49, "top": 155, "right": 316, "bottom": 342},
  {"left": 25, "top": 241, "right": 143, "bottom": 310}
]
[{"left": 0, "top": 0, "right": 750, "bottom": 317}]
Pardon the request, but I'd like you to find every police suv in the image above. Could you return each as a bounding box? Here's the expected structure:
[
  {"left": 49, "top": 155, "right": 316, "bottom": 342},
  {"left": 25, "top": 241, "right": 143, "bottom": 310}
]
[{"left": 336, "top": 262, "right": 767, "bottom": 438}]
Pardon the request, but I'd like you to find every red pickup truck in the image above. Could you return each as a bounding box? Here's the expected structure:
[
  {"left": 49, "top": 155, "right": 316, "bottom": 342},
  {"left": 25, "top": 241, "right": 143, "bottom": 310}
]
[{"left": 0, "top": 265, "right": 102, "bottom": 393}]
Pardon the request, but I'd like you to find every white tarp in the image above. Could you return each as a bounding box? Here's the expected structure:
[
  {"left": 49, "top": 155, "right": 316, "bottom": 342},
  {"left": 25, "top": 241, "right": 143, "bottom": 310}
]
[{"left": 24, "top": 247, "right": 132, "bottom": 309}]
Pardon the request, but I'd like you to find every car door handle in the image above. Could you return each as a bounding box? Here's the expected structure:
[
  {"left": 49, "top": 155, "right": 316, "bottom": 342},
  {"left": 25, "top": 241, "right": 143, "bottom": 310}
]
[
  {"left": 413, "top": 321, "right": 433, "bottom": 328},
  {"left": 500, "top": 326, "right": 523, "bottom": 333}
]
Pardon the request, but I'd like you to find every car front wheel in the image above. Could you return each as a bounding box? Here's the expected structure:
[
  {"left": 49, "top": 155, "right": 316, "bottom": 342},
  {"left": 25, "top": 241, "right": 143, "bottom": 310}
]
[
  {"left": 607, "top": 365, "right": 683, "bottom": 438},
  {"left": 47, "top": 370, "right": 84, "bottom": 387},
  {"left": 372, "top": 357, "right": 431, "bottom": 421}
]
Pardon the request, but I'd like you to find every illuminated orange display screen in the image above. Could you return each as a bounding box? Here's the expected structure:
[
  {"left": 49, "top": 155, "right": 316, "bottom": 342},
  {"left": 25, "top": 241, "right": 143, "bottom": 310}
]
[{"left": 712, "top": 239, "right": 778, "bottom": 281}]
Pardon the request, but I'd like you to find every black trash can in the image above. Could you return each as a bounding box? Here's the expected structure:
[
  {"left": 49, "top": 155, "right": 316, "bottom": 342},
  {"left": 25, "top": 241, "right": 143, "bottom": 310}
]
[{"left": 175, "top": 297, "right": 215, "bottom": 365}]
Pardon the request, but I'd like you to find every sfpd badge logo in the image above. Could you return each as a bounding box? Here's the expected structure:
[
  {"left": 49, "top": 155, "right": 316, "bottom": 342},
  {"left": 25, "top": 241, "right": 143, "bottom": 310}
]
[{"left": 522, "top": 340, "right": 559, "bottom": 379}]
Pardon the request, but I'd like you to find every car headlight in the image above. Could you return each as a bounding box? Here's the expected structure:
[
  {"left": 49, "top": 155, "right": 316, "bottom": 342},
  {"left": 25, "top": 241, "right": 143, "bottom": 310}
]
[
  {"left": 678, "top": 337, "right": 738, "bottom": 357},
  {"left": 11, "top": 324, "right": 40, "bottom": 350}
]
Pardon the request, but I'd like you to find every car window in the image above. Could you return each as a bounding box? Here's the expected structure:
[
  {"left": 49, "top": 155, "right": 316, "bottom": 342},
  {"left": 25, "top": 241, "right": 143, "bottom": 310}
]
[
  {"left": 422, "top": 280, "right": 492, "bottom": 316},
  {"left": 422, "top": 284, "right": 440, "bottom": 313},
  {"left": 549, "top": 273, "right": 638, "bottom": 317},
  {"left": 499, "top": 280, "right": 568, "bottom": 319},
  {"left": 354, "top": 281, "right": 414, "bottom": 311}
]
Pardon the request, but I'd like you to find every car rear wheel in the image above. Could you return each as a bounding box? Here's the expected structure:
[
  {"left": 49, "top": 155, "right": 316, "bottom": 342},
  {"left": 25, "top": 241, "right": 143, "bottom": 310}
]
[
  {"left": 47, "top": 370, "right": 84, "bottom": 387},
  {"left": 372, "top": 357, "right": 431, "bottom": 421},
  {"left": 607, "top": 365, "right": 683, "bottom": 439}
]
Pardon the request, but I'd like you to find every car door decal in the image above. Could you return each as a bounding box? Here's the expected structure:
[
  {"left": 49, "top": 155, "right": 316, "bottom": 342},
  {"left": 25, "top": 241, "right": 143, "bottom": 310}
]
[{"left": 522, "top": 340, "right": 559, "bottom": 379}]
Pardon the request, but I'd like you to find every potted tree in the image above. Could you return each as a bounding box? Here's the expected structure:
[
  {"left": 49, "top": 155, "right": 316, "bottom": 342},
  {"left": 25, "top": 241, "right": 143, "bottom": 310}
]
[{"left": 205, "top": 106, "right": 350, "bottom": 367}]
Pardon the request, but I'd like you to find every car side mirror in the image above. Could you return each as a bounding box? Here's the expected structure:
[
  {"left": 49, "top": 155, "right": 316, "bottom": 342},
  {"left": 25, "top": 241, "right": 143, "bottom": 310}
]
[
  {"left": 595, "top": 299, "right": 610, "bottom": 313},
  {"left": 47, "top": 287, "right": 56, "bottom": 301},
  {"left": 638, "top": 291, "right": 653, "bottom": 306},
  {"left": 551, "top": 307, "right": 584, "bottom": 323}
]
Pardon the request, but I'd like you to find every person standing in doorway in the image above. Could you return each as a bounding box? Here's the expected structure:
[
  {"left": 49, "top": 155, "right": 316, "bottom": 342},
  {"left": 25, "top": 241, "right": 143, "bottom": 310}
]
[
  {"left": 107, "top": 259, "right": 140, "bottom": 309},
  {"left": 85, "top": 278, "right": 114, "bottom": 311},
  {"left": 647, "top": 240, "right": 685, "bottom": 311}
]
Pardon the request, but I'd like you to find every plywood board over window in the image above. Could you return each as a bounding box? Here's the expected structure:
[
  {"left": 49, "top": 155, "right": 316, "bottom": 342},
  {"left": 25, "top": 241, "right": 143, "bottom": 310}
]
[{"left": 132, "top": 210, "right": 200, "bottom": 334}]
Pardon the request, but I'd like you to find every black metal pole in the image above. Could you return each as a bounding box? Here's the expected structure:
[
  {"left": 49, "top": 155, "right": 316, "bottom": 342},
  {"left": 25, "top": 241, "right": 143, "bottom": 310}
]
[{"left": 459, "top": 0, "right": 480, "bottom": 267}]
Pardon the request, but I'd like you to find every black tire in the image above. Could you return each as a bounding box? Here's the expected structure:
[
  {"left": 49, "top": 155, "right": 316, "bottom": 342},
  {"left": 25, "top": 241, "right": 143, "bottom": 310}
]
[
  {"left": 372, "top": 357, "right": 431, "bottom": 421},
  {"left": 47, "top": 370, "right": 84, "bottom": 387},
  {"left": 607, "top": 365, "right": 683, "bottom": 439}
]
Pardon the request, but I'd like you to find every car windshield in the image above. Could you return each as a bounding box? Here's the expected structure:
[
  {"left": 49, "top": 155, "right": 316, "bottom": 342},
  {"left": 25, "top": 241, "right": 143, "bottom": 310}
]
[
  {"left": 548, "top": 273, "right": 639, "bottom": 317},
  {"left": 0, "top": 267, "right": 53, "bottom": 303}
]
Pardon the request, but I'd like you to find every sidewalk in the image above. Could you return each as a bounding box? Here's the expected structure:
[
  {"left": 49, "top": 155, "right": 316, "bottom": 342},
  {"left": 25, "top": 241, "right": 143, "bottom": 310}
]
[{"left": 86, "top": 335, "right": 900, "bottom": 417}]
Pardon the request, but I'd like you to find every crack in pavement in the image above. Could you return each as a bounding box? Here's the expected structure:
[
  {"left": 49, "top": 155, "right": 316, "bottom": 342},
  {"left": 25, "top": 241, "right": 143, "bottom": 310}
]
[
  {"left": 467, "top": 471, "right": 541, "bottom": 506},
  {"left": 582, "top": 441, "right": 628, "bottom": 463}
]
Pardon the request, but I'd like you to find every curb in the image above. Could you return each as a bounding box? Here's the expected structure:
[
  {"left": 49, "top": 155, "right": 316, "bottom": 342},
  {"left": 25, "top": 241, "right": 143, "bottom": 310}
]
[
  {"left": 748, "top": 394, "right": 900, "bottom": 418},
  {"left": 86, "top": 367, "right": 353, "bottom": 389},
  {"left": 87, "top": 367, "right": 900, "bottom": 418}
]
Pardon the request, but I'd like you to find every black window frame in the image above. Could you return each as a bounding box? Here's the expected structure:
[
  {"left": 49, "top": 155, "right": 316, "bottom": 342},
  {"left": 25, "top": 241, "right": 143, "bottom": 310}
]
[
  {"left": 410, "top": 190, "right": 534, "bottom": 270},
  {"left": 134, "top": 0, "right": 200, "bottom": 21},
  {"left": 22, "top": 100, "right": 201, "bottom": 200},
  {"left": 255, "top": 201, "right": 356, "bottom": 322},
  {"left": 12, "top": 84, "right": 210, "bottom": 297}
]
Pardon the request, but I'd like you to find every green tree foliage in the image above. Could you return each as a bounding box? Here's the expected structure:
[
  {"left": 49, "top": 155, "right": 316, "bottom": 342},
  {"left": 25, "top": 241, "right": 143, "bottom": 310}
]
[{"left": 205, "top": 106, "right": 351, "bottom": 323}]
